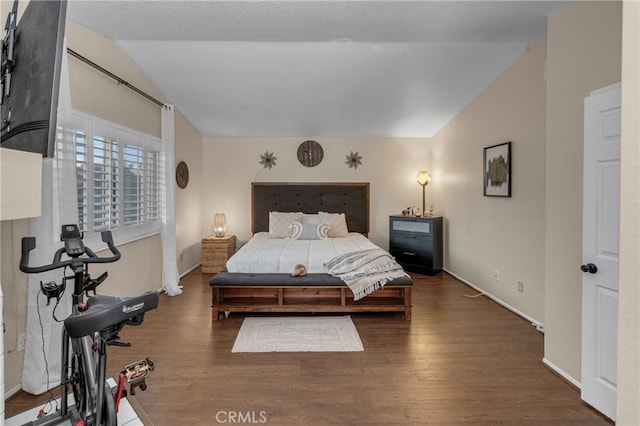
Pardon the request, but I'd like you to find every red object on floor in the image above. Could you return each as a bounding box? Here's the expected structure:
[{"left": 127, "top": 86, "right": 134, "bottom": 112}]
[{"left": 115, "top": 372, "right": 126, "bottom": 412}]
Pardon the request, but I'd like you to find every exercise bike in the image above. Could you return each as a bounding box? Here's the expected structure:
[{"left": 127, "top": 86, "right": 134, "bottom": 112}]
[{"left": 19, "top": 224, "right": 160, "bottom": 426}]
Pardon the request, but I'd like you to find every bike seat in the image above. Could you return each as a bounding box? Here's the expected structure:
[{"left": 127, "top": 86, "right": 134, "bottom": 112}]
[{"left": 64, "top": 291, "right": 159, "bottom": 339}]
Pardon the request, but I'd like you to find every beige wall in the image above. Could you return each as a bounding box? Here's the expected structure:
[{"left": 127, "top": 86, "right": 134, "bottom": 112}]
[
  {"left": 1, "top": 220, "right": 29, "bottom": 395},
  {"left": 544, "top": 1, "right": 622, "bottom": 382},
  {"left": 431, "top": 42, "right": 547, "bottom": 322},
  {"left": 175, "top": 110, "right": 204, "bottom": 274},
  {"left": 202, "top": 137, "right": 431, "bottom": 249},
  {"left": 1, "top": 20, "right": 203, "bottom": 395},
  {"left": 67, "top": 21, "right": 203, "bottom": 278},
  {"left": 67, "top": 22, "right": 161, "bottom": 138},
  {"left": 617, "top": 1, "right": 640, "bottom": 423}
]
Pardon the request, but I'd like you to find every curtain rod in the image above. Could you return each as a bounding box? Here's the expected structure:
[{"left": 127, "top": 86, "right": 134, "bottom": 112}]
[{"left": 67, "top": 47, "right": 165, "bottom": 108}]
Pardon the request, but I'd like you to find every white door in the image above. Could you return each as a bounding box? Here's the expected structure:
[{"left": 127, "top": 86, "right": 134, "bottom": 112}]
[{"left": 581, "top": 83, "right": 621, "bottom": 421}]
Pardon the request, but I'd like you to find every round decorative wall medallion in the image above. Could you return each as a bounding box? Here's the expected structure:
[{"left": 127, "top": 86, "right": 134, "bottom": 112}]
[
  {"left": 297, "top": 140, "right": 324, "bottom": 167},
  {"left": 176, "top": 161, "right": 189, "bottom": 189}
]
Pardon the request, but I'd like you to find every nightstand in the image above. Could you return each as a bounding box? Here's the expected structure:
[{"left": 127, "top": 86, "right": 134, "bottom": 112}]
[
  {"left": 389, "top": 215, "right": 443, "bottom": 275},
  {"left": 201, "top": 235, "right": 236, "bottom": 273}
]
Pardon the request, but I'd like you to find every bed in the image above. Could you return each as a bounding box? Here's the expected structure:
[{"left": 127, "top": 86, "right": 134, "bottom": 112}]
[{"left": 209, "top": 182, "right": 413, "bottom": 320}]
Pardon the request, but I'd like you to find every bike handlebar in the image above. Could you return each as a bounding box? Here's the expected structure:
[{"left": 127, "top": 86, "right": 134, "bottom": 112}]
[{"left": 20, "top": 231, "right": 121, "bottom": 274}]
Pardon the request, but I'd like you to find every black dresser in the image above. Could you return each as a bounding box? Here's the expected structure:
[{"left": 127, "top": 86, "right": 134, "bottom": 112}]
[{"left": 389, "top": 215, "right": 443, "bottom": 275}]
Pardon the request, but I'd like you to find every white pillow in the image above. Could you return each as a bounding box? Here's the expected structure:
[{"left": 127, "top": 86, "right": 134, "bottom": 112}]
[
  {"left": 269, "top": 211, "right": 303, "bottom": 238},
  {"left": 319, "top": 212, "right": 349, "bottom": 238}
]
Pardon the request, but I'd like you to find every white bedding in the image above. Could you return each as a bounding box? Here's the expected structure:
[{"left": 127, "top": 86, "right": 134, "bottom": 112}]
[{"left": 225, "top": 232, "right": 380, "bottom": 273}]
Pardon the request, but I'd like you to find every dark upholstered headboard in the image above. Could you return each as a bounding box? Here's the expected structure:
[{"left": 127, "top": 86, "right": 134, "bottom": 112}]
[{"left": 252, "top": 182, "right": 370, "bottom": 234}]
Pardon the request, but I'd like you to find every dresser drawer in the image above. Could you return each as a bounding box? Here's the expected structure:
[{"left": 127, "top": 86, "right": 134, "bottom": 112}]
[
  {"left": 390, "top": 235, "right": 432, "bottom": 263},
  {"left": 391, "top": 247, "right": 432, "bottom": 267},
  {"left": 203, "top": 245, "right": 232, "bottom": 255},
  {"left": 390, "top": 217, "right": 433, "bottom": 237}
]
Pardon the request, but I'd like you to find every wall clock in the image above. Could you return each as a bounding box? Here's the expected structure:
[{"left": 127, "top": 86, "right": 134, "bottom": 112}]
[
  {"left": 297, "top": 140, "right": 324, "bottom": 167},
  {"left": 176, "top": 161, "right": 189, "bottom": 189}
]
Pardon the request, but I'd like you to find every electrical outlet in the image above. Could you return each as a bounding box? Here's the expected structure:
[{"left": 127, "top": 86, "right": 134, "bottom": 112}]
[
  {"left": 179, "top": 252, "right": 184, "bottom": 262},
  {"left": 517, "top": 281, "right": 524, "bottom": 293},
  {"left": 18, "top": 332, "right": 26, "bottom": 351},
  {"left": 493, "top": 270, "right": 500, "bottom": 282}
]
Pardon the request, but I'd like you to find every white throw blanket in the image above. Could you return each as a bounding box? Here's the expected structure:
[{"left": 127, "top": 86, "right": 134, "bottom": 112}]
[{"left": 324, "top": 249, "right": 409, "bottom": 301}]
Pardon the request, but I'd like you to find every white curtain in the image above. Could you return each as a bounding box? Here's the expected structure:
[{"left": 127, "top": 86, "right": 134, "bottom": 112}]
[
  {"left": 22, "top": 40, "right": 78, "bottom": 394},
  {"left": 161, "top": 105, "right": 182, "bottom": 296}
]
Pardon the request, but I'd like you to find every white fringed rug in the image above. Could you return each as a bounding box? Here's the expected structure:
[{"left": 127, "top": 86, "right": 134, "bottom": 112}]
[{"left": 231, "top": 316, "right": 364, "bottom": 353}]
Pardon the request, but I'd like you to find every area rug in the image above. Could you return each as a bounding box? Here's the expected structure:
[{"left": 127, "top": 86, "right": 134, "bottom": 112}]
[{"left": 231, "top": 316, "right": 364, "bottom": 353}]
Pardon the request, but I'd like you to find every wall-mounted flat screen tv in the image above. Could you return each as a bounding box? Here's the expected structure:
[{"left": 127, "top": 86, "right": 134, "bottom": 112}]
[{"left": 1, "top": 0, "right": 67, "bottom": 158}]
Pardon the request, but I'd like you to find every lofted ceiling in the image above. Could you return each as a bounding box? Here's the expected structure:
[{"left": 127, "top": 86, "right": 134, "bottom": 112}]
[{"left": 66, "top": 1, "right": 570, "bottom": 138}]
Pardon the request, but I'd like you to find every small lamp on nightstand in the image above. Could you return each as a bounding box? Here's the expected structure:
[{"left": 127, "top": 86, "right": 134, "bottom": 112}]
[
  {"left": 213, "top": 213, "right": 227, "bottom": 237},
  {"left": 416, "top": 170, "right": 431, "bottom": 217}
]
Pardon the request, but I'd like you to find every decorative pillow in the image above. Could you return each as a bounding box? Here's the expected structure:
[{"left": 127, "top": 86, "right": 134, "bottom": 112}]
[
  {"left": 316, "top": 223, "right": 330, "bottom": 239},
  {"left": 319, "top": 212, "right": 349, "bottom": 238},
  {"left": 289, "top": 221, "right": 330, "bottom": 240},
  {"left": 302, "top": 214, "right": 320, "bottom": 226},
  {"left": 289, "top": 221, "right": 304, "bottom": 240},
  {"left": 269, "top": 211, "right": 303, "bottom": 238}
]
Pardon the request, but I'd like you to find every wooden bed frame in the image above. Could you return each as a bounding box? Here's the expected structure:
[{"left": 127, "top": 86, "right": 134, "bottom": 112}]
[
  {"left": 211, "top": 283, "right": 412, "bottom": 320},
  {"left": 209, "top": 182, "right": 412, "bottom": 320}
]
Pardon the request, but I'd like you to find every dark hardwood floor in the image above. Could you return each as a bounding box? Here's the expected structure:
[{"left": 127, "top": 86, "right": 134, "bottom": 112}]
[{"left": 6, "top": 270, "right": 611, "bottom": 425}]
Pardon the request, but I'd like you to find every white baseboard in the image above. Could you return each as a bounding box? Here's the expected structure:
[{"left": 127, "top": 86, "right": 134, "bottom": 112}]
[
  {"left": 444, "top": 268, "right": 544, "bottom": 331},
  {"left": 180, "top": 262, "right": 201, "bottom": 279},
  {"left": 543, "top": 357, "right": 581, "bottom": 389},
  {"left": 444, "top": 269, "right": 581, "bottom": 387},
  {"left": 4, "top": 384, "right": 21, "bottom": 400}
]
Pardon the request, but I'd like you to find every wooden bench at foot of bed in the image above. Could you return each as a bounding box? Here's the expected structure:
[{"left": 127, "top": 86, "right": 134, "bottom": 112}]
[{"left": 209, "top": 272, "right": 413, "bottom": 321}]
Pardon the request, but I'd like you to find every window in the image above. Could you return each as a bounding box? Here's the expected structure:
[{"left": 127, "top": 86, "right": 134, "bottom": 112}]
[{"left": 58, "top": 113, "right": 163, "bottom": 248}]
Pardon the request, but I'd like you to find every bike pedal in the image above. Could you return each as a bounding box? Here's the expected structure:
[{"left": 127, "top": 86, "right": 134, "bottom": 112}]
[
  {"left": 108, "top": 340, "right": 132, "bottom": 347},
  {"left": 121, "top": 358, "right": 155, "bottom": 396}
]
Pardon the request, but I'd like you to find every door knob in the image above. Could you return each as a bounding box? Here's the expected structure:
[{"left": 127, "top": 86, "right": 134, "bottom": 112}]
[{"left": 580, "top": 263, "right": 598, "bottom": 274}]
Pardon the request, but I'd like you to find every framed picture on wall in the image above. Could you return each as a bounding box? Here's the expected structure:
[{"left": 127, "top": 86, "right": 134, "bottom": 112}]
[{"left": 483, "top": 142, "right": 511, "bottom": 197}]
